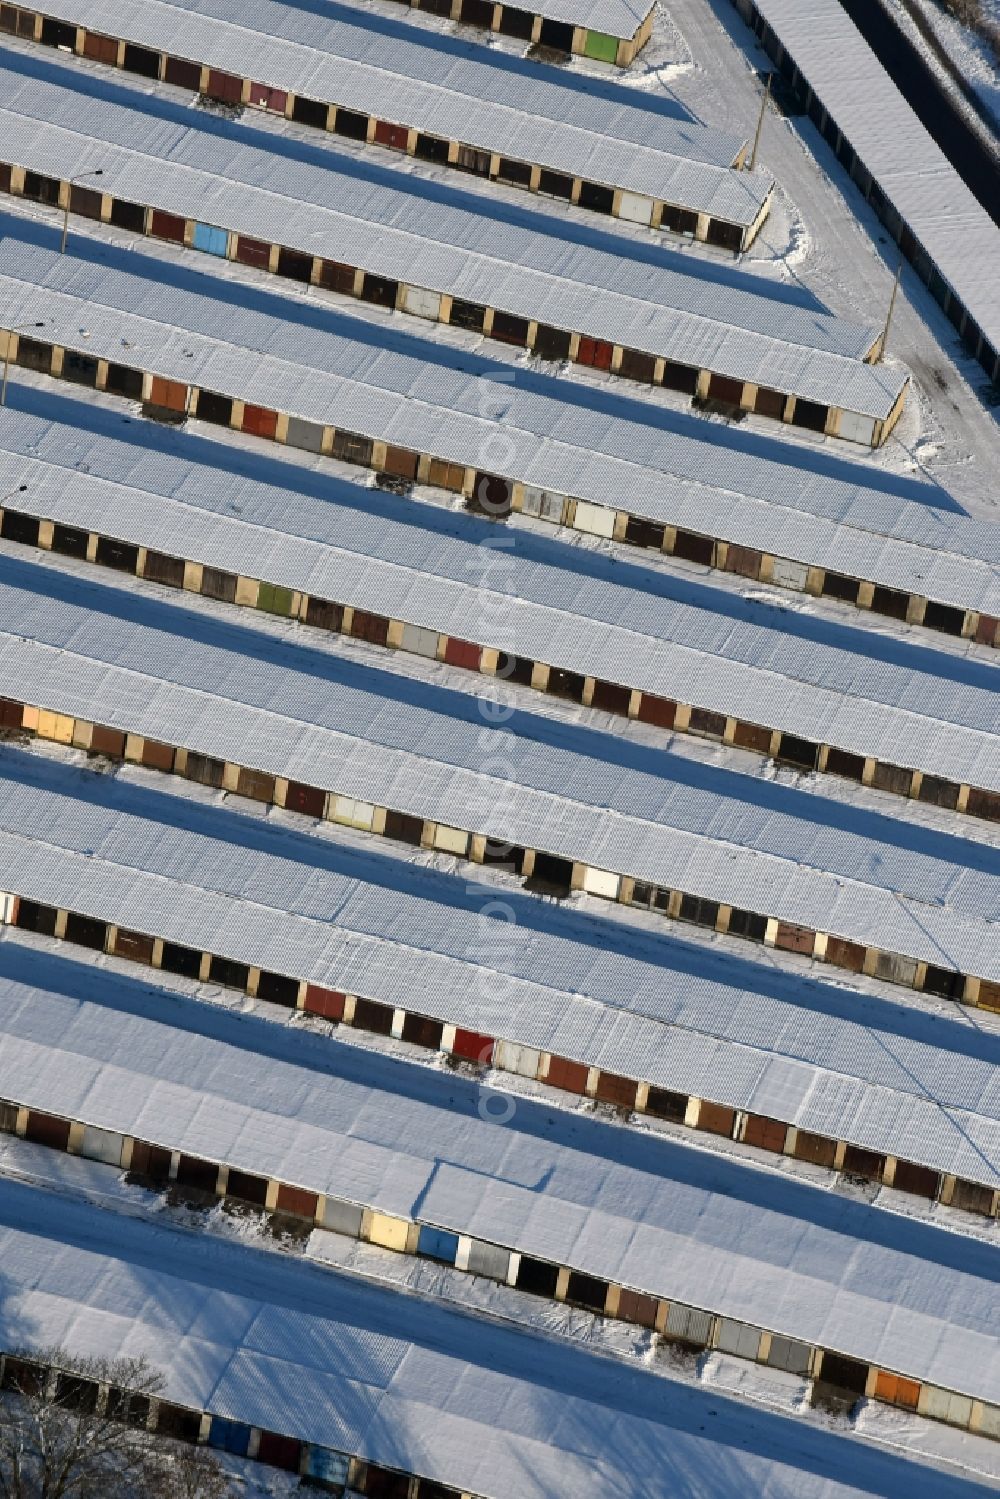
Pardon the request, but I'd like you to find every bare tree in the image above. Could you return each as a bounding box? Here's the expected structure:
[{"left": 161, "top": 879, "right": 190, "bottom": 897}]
[
  {"left": 157, "top": 1443, "right": 241, "bottom": 1499},
  {"left": 0, "top": 1349, "right": 237, "bottom": 1499}
]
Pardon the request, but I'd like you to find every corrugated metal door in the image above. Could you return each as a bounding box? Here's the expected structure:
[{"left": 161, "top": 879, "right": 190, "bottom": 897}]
[{"left": 192, "top": 222, "right": 228, "bottom": 257}]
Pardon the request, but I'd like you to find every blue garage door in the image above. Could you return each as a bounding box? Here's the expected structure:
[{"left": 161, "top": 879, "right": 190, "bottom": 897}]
[{"left": 192, "top": 222, "right": 228, "bottom": 257}]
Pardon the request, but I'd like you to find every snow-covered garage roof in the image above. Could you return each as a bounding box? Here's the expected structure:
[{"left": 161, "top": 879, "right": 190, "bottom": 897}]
[
  {"left": 0, "top": 235, "right": 940, "bottom": 574},
  {"left": 2, "top": 940, "right": 999, "bottom": 1406},
  {"left": 745, "top": 0, "right": 1000, "bottom": 374},
  {"left": 18, "top": 0, "right": 773, "bottom": 223},
  {"left": 0, "top": 430, "right": 997, "bottom": 791},
  {"left": 0, "top": 218, "right": 906, "bottom": 424},
  {"left": 0, "top": 56, "right": 882, "bottom": 394},
  {"left": 2, "top": 379, "right": 996, "bottom": 624},
  {"left": 0, "top": 1178, "right": 985, "bottom": 1499},
  {"left": 1, "top": 749, "right": 999, "bottom": 1185},
  {"left": 1, "top": 446, "right": 1000, "bottom": 785},
  {"left": 505, "top": 0, "right": 651, "bottom": 39},
  {"left": 0, "top": 561, "right": 997, "bottom": 976}
]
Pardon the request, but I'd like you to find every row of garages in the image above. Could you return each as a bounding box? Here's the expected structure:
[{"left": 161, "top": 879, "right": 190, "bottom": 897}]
[
  {"left": 0, "top": 568, "right": 994, "bottom": 1002},
  {"left": 1, "top": 493, "right": 995, "bottom": 822},
  {"left": 3, "top": 301, "right": 989, "bottom": 647},
  {"left": 0, "top": 162, "right": 887, "bottom": 447},
  {"left": 731, "top": 0, "right": 1000, "bottom": 385},
  {"left": 0, "top": 0, "right": 770, "bottom": 249},
  {"left": 0, "top": 60, "right": 902, "bottom": 440},
  {"left": 11, "top": 892, "right": 997, "bottom": 1218},
  {"left": 1, "top": 1091, "right": 991, "bottom": 1439},
  {"left": 0, "top": 164, "right": 890, "bottom": 440},
  {"left": 1, "top": 242, "right": 990, "bottom": 633},
  {"left": 4, "top": 1178, "right": 986, "bottom": 1499},
  {"left": 1, "top": 392, "right": 994, "bottom": 657},
  {"left": 0, "top": 939, "right": 996, "bottom": 1438},
  {"left": 0, "top": 686, "right": 992, "bottom": 1205},
  {"left": 3, "top": 889, "right": 998, "bottom": 1215},
  {"left": 3, "top": 318, "right": 964, "bottom": 627},
  {"left": 0, "top": 1349, "right": 417, "bottom": 1496},
  {"left": 1, "top": 767, "right": 998, "bottom": 1207},
  {"left": 5, "top": 681, "right": 991, "bottom": 992},
  {"left": 355, "top": 0, "right": 657, "bottom": 67},
  {"left": 2, "top": 900, "right": 996, "bottom": 1224}
]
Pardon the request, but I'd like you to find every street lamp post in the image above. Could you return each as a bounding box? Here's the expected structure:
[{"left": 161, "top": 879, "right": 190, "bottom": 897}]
[
  {"left": 1, "top": 323, "right": 46, "bottom": 408},
  {"left": 61, "top": 169, "right": 104, "bottom": 255},
  {"left": 749, "top": 74, "right": 771, "bottom": 173},
  {"left": 878, "top": 260, "right": 903, "bottom": 364}
]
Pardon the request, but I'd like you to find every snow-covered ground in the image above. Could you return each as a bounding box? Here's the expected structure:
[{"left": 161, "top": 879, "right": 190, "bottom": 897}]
[
  {"left": 895, "top": 0, "right": 1000, "bottom": 134},
  {"left": 2, "top": 1130, "right": 999, "bottom": 1490}
]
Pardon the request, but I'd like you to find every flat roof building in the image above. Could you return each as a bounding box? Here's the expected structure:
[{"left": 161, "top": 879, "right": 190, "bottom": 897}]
[
  {"left": 3, "top": 760, "right": 997, "bottom": 1203},
  {"left": 0, "top": 1176, "right": 993, "bottom": 1495},
  {"left": 0, "top": 939, "right": 998, "bottom": 1432},
  {"left": 733, "top": 0, "right": 1000, "bottom": 383},
  {"left": 0, "top": 53, "right": 881, "bottom": 422},
  {"left": 0, "top": 0, "right": 774, "bottom": 246}
]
